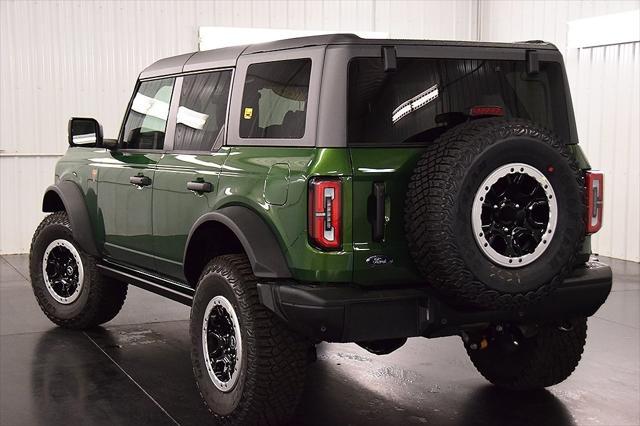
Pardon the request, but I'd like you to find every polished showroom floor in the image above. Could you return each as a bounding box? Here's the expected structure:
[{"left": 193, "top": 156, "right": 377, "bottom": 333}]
[{"left": 0, "top": 254, "right": 638, "bottom": 426}]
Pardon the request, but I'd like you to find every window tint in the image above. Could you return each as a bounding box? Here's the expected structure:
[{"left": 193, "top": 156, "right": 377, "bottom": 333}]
[
  {"left": 240, "top": 59, "right": 311, "bottom": 139},
  {"left": 174, "top": 70, "right": 232, "bottom": 151},
  {"left": 122, "top": 78, "right": 175, "bottom": 150},
  {"left": 348, "top": 58, "right": 568, "bottom": 145}
]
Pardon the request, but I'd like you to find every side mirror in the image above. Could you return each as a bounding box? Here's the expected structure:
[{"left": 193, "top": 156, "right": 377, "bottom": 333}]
[
  {"left": 102, "top": 138, "right": 118, "bottom": 150},
  {"left": 68, "top": 117, "right": 103, "bottom": 147}
]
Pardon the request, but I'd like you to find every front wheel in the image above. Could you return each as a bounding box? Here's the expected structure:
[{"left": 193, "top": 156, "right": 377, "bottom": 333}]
[
  {"left": 466, "top": 318, "right": 587, "bottom": 390},
  {"left": 29, "top": 211, "right": 128, "bottom": 329},
  {"left": 190, "top": 254, "right": 307, "bottom": 425}
]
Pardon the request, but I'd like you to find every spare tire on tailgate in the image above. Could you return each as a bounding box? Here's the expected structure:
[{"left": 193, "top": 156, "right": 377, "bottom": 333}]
[{"left": 405, "top": 118, "right": 585, "bottom": 310}]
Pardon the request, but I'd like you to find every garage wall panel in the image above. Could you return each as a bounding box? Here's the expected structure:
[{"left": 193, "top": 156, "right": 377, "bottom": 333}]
[
  {"left": 571, "top": 42, "right": 640, "bottom": 262},
  {"left": 478, "top": 0, "right": 640, "bottom": 262},
  {"left": 479, "top": 0, "right": 639, "bottom": 54}
]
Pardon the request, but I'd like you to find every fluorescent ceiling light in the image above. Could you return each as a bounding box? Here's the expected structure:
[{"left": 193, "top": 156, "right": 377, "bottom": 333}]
[
  {"left": 392, "top": 85, "right": 439, "bottom": 124},
  {"left": 72, "top": 134, "right": 96, "bottom": 144}
]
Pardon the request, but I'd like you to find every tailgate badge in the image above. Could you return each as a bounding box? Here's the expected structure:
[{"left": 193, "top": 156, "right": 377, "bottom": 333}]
[{"left": 366, "top": 255, "right": 393, "bottom": 266}]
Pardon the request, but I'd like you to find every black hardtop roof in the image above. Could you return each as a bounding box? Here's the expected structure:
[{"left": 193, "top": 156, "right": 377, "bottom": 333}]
[{"left": 140, "top": 33, "right": 557, "bottom": 79}]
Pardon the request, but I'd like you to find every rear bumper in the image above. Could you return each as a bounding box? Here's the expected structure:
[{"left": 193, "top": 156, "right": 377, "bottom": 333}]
[{"left": 257, "top": 261, "right": 612, "bottom": 342}]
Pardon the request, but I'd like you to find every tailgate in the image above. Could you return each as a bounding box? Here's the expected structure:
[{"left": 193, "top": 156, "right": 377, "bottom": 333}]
[{"left": 350, "top": 147, "right": 426, "bottom": 286}]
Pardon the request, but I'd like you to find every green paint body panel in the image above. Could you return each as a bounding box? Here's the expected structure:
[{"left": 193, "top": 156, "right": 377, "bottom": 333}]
[
  {"left": 568, "top": 144, "right": 591, "bottom": 170},
  {"left": 349, "top": 147, "right": 426, "bottom": 286},
  {"left": 94, "top": 150, "right": 162, "bottom": 270},
  {"left": 217, "top": 147, "right": 354, "bottom": 283},
  {"left": 53, "top": 147, "right": 357, "bottom": 285},
  {"left": 152, "top": 149, "right": 231, "bottom": 279},
  {"left": 52, "top": 141, "right": 593, "bottom": 288}
]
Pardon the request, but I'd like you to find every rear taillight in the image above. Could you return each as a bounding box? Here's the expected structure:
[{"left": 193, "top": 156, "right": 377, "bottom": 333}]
[
  {"left": 309, "top": 178, "right": 342, "bottom": 250},
  {"left": 585, "top": 171, "right": 604, "bottom": 234}
]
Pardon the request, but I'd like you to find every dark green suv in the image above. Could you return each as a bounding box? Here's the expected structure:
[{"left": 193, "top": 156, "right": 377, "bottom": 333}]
[{"left": 30, "top": 34, "right": 611, "bottom": 424}]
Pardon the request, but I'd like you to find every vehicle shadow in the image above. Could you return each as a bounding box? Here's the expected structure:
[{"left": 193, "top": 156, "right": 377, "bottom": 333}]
[{"left": 456, "top": 385, "right": 576, "bottom": 426}]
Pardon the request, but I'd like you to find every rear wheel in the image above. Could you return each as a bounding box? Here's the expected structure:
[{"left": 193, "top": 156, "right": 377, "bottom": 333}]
[
  {"left": 466, "top": 318, "right": 587, "bottom": 390},
  {"left": 29, "top": 211, "right": 128, "bottom": 329},
  {"left": 190, "top": 254, "right": 307, "bottom": 425}
]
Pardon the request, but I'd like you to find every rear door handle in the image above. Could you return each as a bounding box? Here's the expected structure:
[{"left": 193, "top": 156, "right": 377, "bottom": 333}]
[
  {"left": 130, "top": 175, "right": 152, "bottom": 187},
  {"left": 373, "top": 182, "right": 385, "bottom": 242},
  {"left": 187, "top": 180, "right": 213, "bottom": 193}
]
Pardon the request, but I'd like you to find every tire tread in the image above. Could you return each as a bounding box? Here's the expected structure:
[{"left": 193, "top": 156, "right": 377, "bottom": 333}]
[
  {"left": 404, "top": 118, "right": 585, "bottom": 309},
  {"left": 191, "top": 254, "right": 307, "bottom": 425},
  {"left": 467, "top": 318, "right": 587, "bottom": 390},
  {"left": 29, "top": 211, "right": 127, "bottom": 329}
]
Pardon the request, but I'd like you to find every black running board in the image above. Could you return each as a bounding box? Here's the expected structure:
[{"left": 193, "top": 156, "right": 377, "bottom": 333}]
[{"left": 98, "top": 260, "right": 194, "bottom": 306}]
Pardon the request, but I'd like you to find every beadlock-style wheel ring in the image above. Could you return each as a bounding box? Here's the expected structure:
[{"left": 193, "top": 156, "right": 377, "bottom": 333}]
[
  {"left": 471, "top": 163, "right": 557, "bottom": 268},
  {"left": 202, "top": 295, "right": 243, "bottom": 392},
  {"left": 42, "top": 239, "right": 84, "bottom": 304}
]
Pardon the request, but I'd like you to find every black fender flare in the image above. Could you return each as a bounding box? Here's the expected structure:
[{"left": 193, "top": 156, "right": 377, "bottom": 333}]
[
  {"left": 42, "top": 181, "right": 100, "bottom": 256},
  {"left": 184, "top": 206, "right": 291, "bottom": 279}
]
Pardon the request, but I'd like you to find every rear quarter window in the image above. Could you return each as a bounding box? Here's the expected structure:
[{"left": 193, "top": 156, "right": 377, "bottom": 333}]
[{"left": 239, "top": 59, "right": 311, "bottom": 139}]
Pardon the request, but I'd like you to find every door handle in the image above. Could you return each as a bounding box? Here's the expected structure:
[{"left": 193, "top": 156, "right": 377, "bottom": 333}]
[
  {"left": 187, "top": 180, "right": 213, "bottom": 193},
  {"left": 130, "top": 175, "right": 152, "bottom": 187},
  {"left": 372, "top": 182, "right": 385, "bottom": 242}
]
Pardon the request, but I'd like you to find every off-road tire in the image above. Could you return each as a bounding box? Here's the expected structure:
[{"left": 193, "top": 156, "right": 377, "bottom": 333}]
[
  {"left": 467, "top": 318, "right": 587, "bottom": 390},
  {"left": 190, "top": 254, "right": 307, "bottom": 425},
  {"left": 405, "top": 118, "right": 585, "bottom": 310},
  {"left": 29, "top": 211, "right": 128, "bottom": 329}
]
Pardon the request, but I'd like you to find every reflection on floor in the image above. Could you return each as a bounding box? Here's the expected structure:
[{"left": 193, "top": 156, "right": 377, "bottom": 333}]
[{"left": 1, "top": 254, "right": 638, "bottom": 425}]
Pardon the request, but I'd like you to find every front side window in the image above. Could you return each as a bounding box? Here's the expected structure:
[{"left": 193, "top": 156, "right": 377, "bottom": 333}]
[
  {"left": 122, "top": 78, "right": 175, "bottom": 150},
  {"left": 240, "top": 59, "right": 311, "bottom": 139},
  {"left": 174, "top": 70, "right": 232, "bottom": 151}
]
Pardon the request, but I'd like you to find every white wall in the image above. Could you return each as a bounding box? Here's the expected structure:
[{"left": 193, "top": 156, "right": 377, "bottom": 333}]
[{"left": 1, "top": 0, "right": 638, "bottom": 262}]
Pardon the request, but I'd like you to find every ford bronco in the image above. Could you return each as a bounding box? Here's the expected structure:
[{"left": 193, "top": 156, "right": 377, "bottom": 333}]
[{"left": 30, "top": 34, "right": 611, "bottom": 425}]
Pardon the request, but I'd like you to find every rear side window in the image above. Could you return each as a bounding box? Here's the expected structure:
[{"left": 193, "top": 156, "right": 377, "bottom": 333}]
[
  {"left": 240, "top": 59, "right": 311, "bottom": 139},
  {"left": 348, "top": 58, "right": 569, "bottom": 145},
  {"left": 122, "top": 78, "right": 175, "bottom": 150},
  {"left": 174, "top": 70, "right": 232, "bottom": 152}
]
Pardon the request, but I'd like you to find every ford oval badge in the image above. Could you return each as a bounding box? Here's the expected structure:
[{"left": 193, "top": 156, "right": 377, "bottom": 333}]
[{"left": 366, "top": 255, "right": 393, "bottom": 266}]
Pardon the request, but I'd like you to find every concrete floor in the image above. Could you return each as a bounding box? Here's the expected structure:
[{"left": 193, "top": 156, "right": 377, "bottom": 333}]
[{"left": 0, "top": 254, "right": 638, "bottom": 426}]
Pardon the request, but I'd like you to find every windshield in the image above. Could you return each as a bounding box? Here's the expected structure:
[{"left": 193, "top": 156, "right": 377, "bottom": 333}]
[{"left": 348, "top": 57, "right": 569, "bottom": 145}]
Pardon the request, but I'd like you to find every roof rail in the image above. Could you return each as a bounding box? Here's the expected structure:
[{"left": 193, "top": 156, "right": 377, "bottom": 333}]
[{"left": 516, "top": 40, "right": 549, "bottom": 44}]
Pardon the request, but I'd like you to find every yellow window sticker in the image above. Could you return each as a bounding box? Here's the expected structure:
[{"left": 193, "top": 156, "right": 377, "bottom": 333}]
[{"left": 243, "top": 107, "right": 253, "bottom": 119}]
